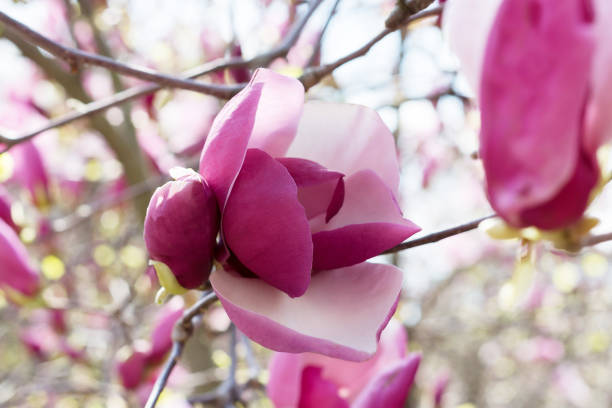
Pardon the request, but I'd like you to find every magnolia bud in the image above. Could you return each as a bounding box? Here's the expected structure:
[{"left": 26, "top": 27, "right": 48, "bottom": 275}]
[{"left": 144, "top": 168, "right": 219, "bottom": 298}]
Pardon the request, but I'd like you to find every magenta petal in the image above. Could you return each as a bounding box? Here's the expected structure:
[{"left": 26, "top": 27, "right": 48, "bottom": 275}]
[
  {"left": 222, "top": 149, "right": 312, "bottom": 297},
  {"left": 210, "top": 262, "right": 403, "bottom": 361},
  {"left": 0, "top": 185, "right": 18, "bottom": 232},
  {"left": 117, "top": 351, "right": 148, "bottom": 390},
  {"left": 246, "top": 69, "right": 304, "bottom": 157},
  {"left": 287, "top": 102, "right": 401, "bottom": 197},
  {"left": 0, "top": 219, "right": 39, "bottom": 296},
  {"left": 277, "top": 157, "right": 345, "bottom": 221},
  {"left": 298, "top": 366, "right": 350, "bottom": 408},
  {"left": 480, "top": 0, "right": 595, "bottom": 227},
  {"left": 311, "top": 170, "right": 420, "bottom": 271},
  {"left": 352, "top": 354, "right": 421, "bottom": 408},
  {"left": 519, "top": 148, "right": 598, "bottom": 229},
  {"left": 199, "top": 79, "right": 263, "bottom": 208}
]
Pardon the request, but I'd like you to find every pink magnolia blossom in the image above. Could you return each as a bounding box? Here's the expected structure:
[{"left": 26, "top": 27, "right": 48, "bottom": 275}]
[
  {"left": 444, "top": 0, "right": 612, "bottom": 229},
  {"left": 0, "top": 218, "right": 39, "bottom": 297},
  {"left": 144, "top": 168, "right": 219, "bottom": 293},
  {"left": 267, "top": 320, "right": 421, "bottom": 408},
  {"left": 200, "top": 68, "right": 419, "bottom": 360}
]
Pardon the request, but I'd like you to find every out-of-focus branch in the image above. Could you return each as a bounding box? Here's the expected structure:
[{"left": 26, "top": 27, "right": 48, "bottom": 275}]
[
  {"left": 299, "top": 6, "right": 442, "bottom": 90},
  {"left": 0, "top": 11, "right": 242, "bottom": 97},
  {"left": 2, "top": 29, "right": 152, "bottom": 218},
  {"left": 305, "top": 0, "right": 341, "bottom": 68},
  {"left": 384, "top": 215, "right": 495, "bottom": 253},
  {"left": 0, "top": 0, "right": 322, "bottom": 148},
  {"left": 145, "top": 291, "right": 218, "bottom": 408},
  {"left": 582, "top": 232, "right": 612, "bottom": 248}
]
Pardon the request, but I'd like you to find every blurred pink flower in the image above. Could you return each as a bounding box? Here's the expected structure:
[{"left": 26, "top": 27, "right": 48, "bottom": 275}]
[
  {"left": 117, "top": 301, "right": 183, "bottom": 390},
  {"left": 11, "top": 140, "right": 52, "bottom": 210},
  {"left": 0, "top": 218, "right": 39, "bottom": 297},
  {"left": 433, "top": 372, "right": 450, "bottom": 407},
  {"left": 200, "top": 68, "right": 419, "bottom": 360},
  {"left": 267, "top": 320, "right": 420, "bottom": 408},
  {"left": 0, "top": 185, "right": 18, "bottom": 232},
  {"left": 444, "top": 0, "right": 612, "bottom": 229}
]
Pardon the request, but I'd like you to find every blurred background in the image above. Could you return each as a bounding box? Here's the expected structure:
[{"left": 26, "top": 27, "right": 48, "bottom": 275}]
[{"left": 2, "top": 0, "right": 612, "bottom": 407}]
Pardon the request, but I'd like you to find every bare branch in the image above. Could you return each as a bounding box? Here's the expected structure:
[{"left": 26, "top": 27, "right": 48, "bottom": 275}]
[
  {"left": 0, "top": 0, "right": 322, "bottom": 148},
  {"left": 299, "top": 6, "right": 442, "bottom": 90},
  {"left": 145, "top": 291, "right": 218, "bottom": 408},
  {"left": 305, "top": 0, "right": 341, "bottom": 68},
  {"left": 384, "top": 215, "right": 495, "bottom": 253},
  {"left": 0, "top": 11, "right": 242, "bottom": 97}
]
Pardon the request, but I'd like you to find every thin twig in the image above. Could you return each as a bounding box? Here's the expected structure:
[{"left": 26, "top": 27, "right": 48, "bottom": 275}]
[
  {"left": 384, "top": 215, "right": 495, "bottom": 253},
  {"left": 582, "top": 232, "right": 612, "bottom": 248},
  {"left": 0, "top": 0, "right": 322, "bottom": 148},
  {"left": 145, "top": 291, "right": 218, "bottom": 408},
  {"left": 299, "top": 6, "right": 442, "bottom": 90},
  {"left": 0, "top": 11, "right": 242, "bottom": 97},
  {"left": 305, "top": 0, "right": 341, "bottom": 67}
]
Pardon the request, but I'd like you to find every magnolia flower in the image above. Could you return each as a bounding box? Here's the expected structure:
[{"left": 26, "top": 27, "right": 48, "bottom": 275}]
[
  {"left": 144, "top": 168, "right": 219, "bottom": 298},
  {"left": 444, "top": 0, "right": 612, "bottom": 229},
  {"left": 199, "top": 68, "right": 419, "bottom": 360},
  {"left": 267, "top": 320, "right": 420, "bottom": 408},
  {"left": 0, "top": 218, "right": 39, "bottom": 297}
]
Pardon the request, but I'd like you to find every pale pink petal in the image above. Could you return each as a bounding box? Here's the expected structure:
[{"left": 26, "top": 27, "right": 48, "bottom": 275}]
[
  {"left": 585, "top": 0, "right": 612, "bottom": 152},
  {"left": 442, "top": 0, "right": 502, "bottom": 95},
  {"left": 222, "top": 149, "right": 312, "bottom": 297},
  {"left": 246, "top": 69, "right": 304, "bottom": 157},
  {"left": 352, "top": 354, "right": 421, "bottom": 408},
  {"left": 310, "top": 170, "right": 419, "bottom": 270},
  {"left": 298, "top": 366, "right": 350, "bottom": 408},
  {"left": 277, "top": 157, "right": 344, "bottom": 221},
  {"left": 287, "top": 102, "right": 400, "bottom": 197},
  {"left": 480, "top": 0, "right": 595, "bottom": 227},
  {"left": 210, "top": 262, "right": 403, "bottom": 361}
]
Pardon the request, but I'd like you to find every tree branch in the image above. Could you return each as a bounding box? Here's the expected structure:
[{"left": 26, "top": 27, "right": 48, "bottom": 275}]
[
  {"left": 299, "top": 6, "right": 442, "bottom": 90},
  {"left": 145, "top": 291, "right": 218, "bottom": 408},
  {"left": 384, "top": 215, "right": 495, "bottom": 253},
  {"left": 0, "top": 0, "right": 322, "bottom": 148},
  {"left": 0, "top": 11, "right": 242, "bottom": 97}
]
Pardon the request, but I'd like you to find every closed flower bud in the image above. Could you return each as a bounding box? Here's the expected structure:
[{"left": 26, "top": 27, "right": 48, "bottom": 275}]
[{"left": 144, "top": 168, "right": 219, "bottom": 298}]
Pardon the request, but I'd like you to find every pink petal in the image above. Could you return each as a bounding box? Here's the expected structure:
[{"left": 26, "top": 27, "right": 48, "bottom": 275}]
[
  {"left": 584, "top": 0, "right": 612, "bottom": 152},
  {"left": 210, "top": 262, "right": 403, "bottom": 361},
  {"left": 352, "top": 354, "right": 421, "bottom": 408},
  {"left": 222, "top": 149, "right": 312, "bottom": 297},
  {"left": 11, "top": 141, "right": 50, "bottom": 209},
  {"left": 311, "top": 170, "right": 420, "bottom": 271},
  {"left": 200, "top": 68, "right": 303, "bottom": 209},
  {"left": 0, "top": 185, "right": 18, "bottom": 232},
  {"left": 287, "top": 102, "right": 401, "bottom": 197},
  {"left": 246, "top": 69, "right": 304, "bottom": 157},
  {"left": 277, "top": 157, "right": 345, "bottom": 221},
  {"left": 117, "top": 351, "right": 148, "bottom": 390},
  {"left": 442, "top": 0, "right": 502, "bottom": 95},
  {"left": 0, "top": 219, "right": 39, "bottom": 296},
  {"left": 480, "top": 0, "right": 595, "bottom": 227},
  {"left": 199, "top": 79, "right": 263, "bottom": 208},
  {"left": 298, "top": 366, "right": 350, "bottom": 408}
]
